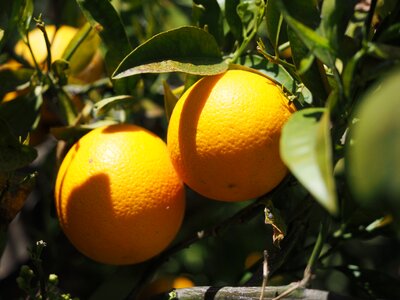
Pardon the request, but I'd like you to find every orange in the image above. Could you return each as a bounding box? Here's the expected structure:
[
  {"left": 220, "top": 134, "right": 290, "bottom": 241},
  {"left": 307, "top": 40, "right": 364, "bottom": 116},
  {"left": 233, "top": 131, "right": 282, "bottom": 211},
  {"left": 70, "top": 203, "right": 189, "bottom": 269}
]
[
  {"left": 14, "top": 25, "right": 77, "bottom": 67},
  {"left": 167, "top": 69, "right": 295, "bottom": 202},
  {"left": 54, "top": 124, "right": 186, "bottom": 265},
  {"left": 14, "top": 25, "right": 104, "bottom": 82}
]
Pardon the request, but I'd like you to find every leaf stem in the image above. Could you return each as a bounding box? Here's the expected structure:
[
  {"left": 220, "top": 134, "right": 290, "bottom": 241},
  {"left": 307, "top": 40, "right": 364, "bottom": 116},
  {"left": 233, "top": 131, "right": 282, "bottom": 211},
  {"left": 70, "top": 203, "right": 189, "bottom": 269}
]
[
  {"left": 35, "top": 19, "right": 53, "bottom": 71},
  {"left": 230, "top": 1, "right": 266, "bottom": 64},
  {"left": 272, "top": 216, "right": 330, "bottom": 300}
]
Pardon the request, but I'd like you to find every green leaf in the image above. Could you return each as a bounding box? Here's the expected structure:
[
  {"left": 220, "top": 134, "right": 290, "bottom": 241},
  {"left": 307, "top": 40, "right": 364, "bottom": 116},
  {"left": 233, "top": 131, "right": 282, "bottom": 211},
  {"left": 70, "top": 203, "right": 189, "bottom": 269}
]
[
  {"left": 75, "top": 0, "right": 131, "bottom": 75},
  {"left": 0, "top": 119, "right": 37, "bottom": 172},
  {"left": 287, "top": 27, "right": 328, "bottom": 105},
  {"left": 50, "top": 121, "right": 117, "bottom": 142},
  {"left": 237, "top": 0, "right": 265, "bottom": 38},
  {"left": 265, "top": 0, "right": 283, "bottom": 51},
  {"left": 280, "top": 0, "right": 320, "bottom": 28},
  {"left": 276, "top": 0, "right": 335, "bottom": 68},
  {"left": 225, "top": 0, "right": 242, "bottom": 41},
  {"left": 367, "top": 42, "right": 400, "bottom": 60},
  {"left": 112, "top": 26, "right": 228, "bottom": 79},
  {"left": 163, "top": 81, "right": 179, "bottom": 122},
  {"left": 280, "top": 107, "right": 338, "bottom": 215},
  {"left": 193, "top": 0, "right": 224, "bottom": 45},
  {"left": 318, "top": 0, "right": 357, "bottom": 54},
  {"left": 346, "top": 68, "right": 400, "bottom": 219},
  {"left": 0, "top": 90, "right": 42, "bottom": 139},
  {"left": 377, "top": 23, "right": 400, "bottom": 43},
  {"left": 17, "top": 0, "right": 33, "bottom": 37},
  {"left": 0, "top": 67, "right": 33, "bottom": 98},
  {"left": 94, "top": 95, "right": 134, "bottom": 116},
  {"left": 0, "top": 0, "right": 24, "bottom": 51},
  {"left": 236, "top": 54, "right": 297, "bottom": 95}
]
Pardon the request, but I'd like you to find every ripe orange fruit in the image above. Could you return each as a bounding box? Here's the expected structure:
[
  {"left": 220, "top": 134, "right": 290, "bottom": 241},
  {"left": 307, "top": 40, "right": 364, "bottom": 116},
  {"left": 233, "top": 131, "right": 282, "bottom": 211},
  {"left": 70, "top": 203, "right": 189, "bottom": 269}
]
[
  {"left": 55, "top": 124, "right": 186, "bottom": 265},
  {"left": 167, "top": 69, "right": 295, "bottom": 202}
]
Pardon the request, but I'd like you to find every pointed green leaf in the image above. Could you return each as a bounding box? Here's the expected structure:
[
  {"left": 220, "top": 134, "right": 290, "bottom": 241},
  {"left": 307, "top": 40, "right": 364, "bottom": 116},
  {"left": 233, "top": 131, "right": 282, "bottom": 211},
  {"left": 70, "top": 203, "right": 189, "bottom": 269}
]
[
  {"left": 94, "top": 95, "right": 134, "bottom": 116},
  {"left": 75, "top": 0, "right": 131, "bottom": 74},
  {"left": 17, "top": 0, "right": 33, "bottom": 37},
  {"left": 287, "top": 27, "right": 328, "bottom": 105},
  {"left": 50, "top": 121, "right": 117, "bottom": 142},
  {"left": 276, "top": 0, "right": 335, "bottom": 68},
  {"left": 0, "top": 0, "right": 25, "bottom": 51},
  {"left": 193, "top": 0, "right": 224, "bottom": 45},
  {"left": 280, "top": 107, "right": 338, "bottom": 215},
  {"left": 318, "top": 0, "right": 357, "bottom": 54},
  {"left": 225, "top": 0, "right": 242, "bottom": 41},
  {"left": 112, "top": 26, "right": 227, "bottom": 79},
  {"left": 265, "top": 0, "right": 283, "bottom": 50}
]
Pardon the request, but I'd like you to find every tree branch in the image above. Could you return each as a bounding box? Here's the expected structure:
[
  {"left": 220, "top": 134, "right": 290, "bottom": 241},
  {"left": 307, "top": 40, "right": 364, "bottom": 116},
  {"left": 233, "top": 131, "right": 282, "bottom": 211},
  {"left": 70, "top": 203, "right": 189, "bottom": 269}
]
[{"left": 162, "top": 286, "right": 356, "bottom": 300}]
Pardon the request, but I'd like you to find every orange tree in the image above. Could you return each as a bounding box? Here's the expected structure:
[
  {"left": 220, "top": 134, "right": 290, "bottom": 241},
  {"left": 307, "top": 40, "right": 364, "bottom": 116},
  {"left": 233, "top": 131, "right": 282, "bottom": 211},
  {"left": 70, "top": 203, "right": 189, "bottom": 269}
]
[{"left": 1, "top": 0, "right": 400, "bottom": 299}]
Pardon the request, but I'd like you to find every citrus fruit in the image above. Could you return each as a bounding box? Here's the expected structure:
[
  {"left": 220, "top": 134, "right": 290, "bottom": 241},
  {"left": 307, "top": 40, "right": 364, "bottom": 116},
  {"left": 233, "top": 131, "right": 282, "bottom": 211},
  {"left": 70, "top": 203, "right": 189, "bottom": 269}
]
[
  {"left": 167, "top": 69, "right": 295, "bottom": 202},
  {"left": 55, "top": 124, "right": 186, "bottom": 265},
  {"left": 14, "top": 25, "right": 104, "bottom": 82},
  {"left": 14, "top": 25, "right": 77, "bottom": 67}
]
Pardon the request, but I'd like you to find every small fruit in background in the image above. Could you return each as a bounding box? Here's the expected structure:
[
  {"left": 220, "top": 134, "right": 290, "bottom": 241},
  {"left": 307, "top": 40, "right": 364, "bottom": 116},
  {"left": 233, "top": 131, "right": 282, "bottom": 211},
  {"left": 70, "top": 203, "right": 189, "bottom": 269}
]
[{"left": 14, "top": 24, "right": 104, "bottom": 83}]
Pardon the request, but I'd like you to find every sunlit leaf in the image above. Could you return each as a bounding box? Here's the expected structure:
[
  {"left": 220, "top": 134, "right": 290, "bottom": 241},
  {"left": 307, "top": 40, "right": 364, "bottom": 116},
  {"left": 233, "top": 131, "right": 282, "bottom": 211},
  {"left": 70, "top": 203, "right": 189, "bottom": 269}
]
[
  {"left": 288, "top": 28, "right": 328, "bottom": 105},
  {"left": 94, "top": 95, "right": 134, "bottom": 116},
  {"left": 112, "top": 26, "right": 227, "bottom": 79},
  {"left": 237, "top": 0, "right": 265, "bottom": 38},
  {"left": 50, "top": 120, "right": 117, "bottom": 142},
  {"left": 280, "top": 107, "right": 338, "bottom": 215},
  {"left": 318, "top": 0, "right": 357, "bottom": 54},
  {"left": 17, "top": 0, "right": 33, "bottom": 37},
  {"left": 276, "top": 0, "right": 335, "bottom": 68}
]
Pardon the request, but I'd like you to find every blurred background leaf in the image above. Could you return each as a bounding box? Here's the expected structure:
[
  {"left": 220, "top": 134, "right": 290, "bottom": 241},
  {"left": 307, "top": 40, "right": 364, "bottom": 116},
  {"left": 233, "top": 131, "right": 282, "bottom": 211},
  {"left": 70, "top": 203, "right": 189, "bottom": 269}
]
[{"left": 346, "top": 67, "right": 400, "bottom": 223}]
